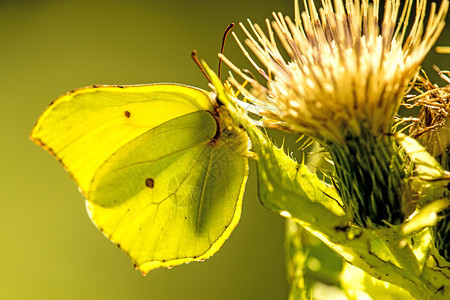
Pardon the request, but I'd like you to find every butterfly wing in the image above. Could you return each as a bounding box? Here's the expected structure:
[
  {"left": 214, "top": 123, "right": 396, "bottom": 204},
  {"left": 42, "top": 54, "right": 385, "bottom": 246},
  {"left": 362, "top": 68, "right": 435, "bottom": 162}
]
[
  {"left": 31, "top": 84, "right": 213, "bottom": 194},
  {"left": 31, "top": 84, "right": 249, "bottom": 273},
  {"left": 88, "top": 110, "right": 248, "bottom": 273}
]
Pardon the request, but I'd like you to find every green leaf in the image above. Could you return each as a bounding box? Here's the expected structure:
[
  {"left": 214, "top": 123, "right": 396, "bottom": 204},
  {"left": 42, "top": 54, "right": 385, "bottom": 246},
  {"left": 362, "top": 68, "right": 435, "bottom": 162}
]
[
  {"left": 396, "top": 133, "right": 450, "bottom": 206},
  {"left": 340, "top": 263, "right": 411, "bottom": 300}
]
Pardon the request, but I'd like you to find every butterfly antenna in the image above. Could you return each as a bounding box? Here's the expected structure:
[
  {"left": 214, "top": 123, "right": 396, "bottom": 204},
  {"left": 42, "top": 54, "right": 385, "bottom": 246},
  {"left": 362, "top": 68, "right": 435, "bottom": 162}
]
[
  {"left": 191, "top": 23, "right": 234, "bottom": 84},
  {"left": 191, "top": 49, "right": 212, "bottom": 83},
  {"left": 218, "top": 23, "right": 235, "bottom": 80}
]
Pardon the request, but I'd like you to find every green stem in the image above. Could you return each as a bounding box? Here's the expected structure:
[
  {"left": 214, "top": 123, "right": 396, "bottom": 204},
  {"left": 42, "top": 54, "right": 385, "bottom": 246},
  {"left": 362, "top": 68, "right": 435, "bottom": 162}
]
[{"left": 285, "top": 219, "right": 308, "bottom": 300}]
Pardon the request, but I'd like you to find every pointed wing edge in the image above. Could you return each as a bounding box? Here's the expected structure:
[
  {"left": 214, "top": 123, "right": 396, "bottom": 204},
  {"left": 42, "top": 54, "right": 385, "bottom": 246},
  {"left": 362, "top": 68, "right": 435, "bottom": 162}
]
[{"left": 85, "top": 155, "right": 249, "bottom": 275}]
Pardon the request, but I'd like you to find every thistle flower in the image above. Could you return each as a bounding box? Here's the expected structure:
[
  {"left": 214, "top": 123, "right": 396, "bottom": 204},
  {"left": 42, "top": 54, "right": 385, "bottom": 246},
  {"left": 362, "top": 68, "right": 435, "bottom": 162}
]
[
  {"left": 408, "top": 70, "right": 450, "bottom": 261},
  {"left": 223, "top": 0, "right": 449, "bottom": 228},
  {"left": 409, "top": 70, "right": 450, "bottom": 171}
]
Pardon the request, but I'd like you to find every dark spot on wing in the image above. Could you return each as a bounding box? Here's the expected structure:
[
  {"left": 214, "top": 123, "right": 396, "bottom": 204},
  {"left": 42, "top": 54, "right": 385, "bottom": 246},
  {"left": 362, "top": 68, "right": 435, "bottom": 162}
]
[
  {"left": 124, "top": 111, "right": 131, "bottom": 118},
  {"left": 145, "top": 178, "right": 154, "bottom": 188}
]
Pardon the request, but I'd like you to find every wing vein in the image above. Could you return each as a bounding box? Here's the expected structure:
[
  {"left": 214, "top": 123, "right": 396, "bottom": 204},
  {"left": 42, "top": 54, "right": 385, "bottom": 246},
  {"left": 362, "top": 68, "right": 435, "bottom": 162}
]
[{"left": 196, "top": 148, "right": 214, "bottom": 234}]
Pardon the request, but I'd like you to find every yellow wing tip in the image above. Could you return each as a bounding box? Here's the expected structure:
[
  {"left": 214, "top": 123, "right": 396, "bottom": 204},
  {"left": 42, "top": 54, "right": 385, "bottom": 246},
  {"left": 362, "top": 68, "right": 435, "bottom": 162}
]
[
  {"left": 136, "top": 247, "right": 220, "bottom": 275},
  {"left": 135, "top": 238, "right": 231, "bottom": 274}
]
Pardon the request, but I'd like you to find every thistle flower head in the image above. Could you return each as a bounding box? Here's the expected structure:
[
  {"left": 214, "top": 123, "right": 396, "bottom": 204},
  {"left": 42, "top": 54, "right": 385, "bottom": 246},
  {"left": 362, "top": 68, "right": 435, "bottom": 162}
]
[
  {"left": 222, "top": 0, "right": 449, "bottom": 228},
  {"left": 408, "top": 69, "right": 450, "bottom": 166},
  {"left": 408, "top": 69, "right": 450, "bottom": 260},
  {"left": 224, "top": 0, "right": 449, "bottom": 145}
]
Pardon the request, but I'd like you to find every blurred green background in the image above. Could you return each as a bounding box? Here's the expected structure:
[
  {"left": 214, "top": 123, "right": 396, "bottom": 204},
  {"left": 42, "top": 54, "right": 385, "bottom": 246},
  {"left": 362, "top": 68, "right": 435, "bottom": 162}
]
[{"left": 1, "top": 0, "right": 448, "bottom": 299}]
